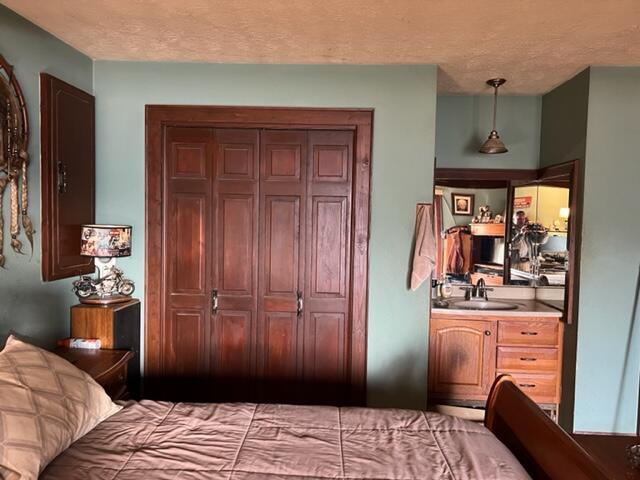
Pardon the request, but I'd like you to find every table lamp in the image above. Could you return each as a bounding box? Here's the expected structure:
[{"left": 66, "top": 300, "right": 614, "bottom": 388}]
[
  {"left": 72, "top": 224, "right": 135, "bottom": 304},
  {"left": 559, "top": 207, "right": 570, "bottom": 230}
]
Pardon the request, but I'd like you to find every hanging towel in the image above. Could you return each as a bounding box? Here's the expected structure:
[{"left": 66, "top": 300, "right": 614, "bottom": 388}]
[{"left": 410, "top": 204, "right": 437, "bottom": 291}]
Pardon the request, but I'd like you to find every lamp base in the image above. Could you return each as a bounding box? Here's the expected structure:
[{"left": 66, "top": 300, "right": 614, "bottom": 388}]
[{"left": 77, "top": 294, "right": 133, "bottom": 306}]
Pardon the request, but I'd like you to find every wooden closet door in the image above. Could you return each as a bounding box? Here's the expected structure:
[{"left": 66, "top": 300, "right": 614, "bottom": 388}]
[
  {"left": 257, "top": 130, "right": 308, "bottom": 401},
  {"left": 162, "top": 127, "right": 213, "bottom": 385},
  {"left": 210, "top": 129, "right": 260, "bottom": 398},
  {"left": 303, "top": 131, "right": 354, "bottom": 403}
]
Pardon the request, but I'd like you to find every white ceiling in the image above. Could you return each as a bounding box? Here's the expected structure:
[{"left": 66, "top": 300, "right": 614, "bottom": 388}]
[{"left": 3, "top": 0, "right": 640, "bottom": 94}]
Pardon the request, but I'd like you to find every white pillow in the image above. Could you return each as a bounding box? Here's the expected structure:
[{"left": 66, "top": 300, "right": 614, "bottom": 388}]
[{"left": 0, "top": 335, "right": 121, "bottom": 480}]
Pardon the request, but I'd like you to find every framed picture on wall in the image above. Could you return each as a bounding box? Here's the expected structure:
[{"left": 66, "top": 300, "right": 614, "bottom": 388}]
[{"left": 451, "top": 193, "right": 474, "bottom": 215}]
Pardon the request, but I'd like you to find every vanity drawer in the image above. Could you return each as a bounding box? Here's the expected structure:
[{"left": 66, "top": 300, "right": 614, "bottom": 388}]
[
  {"left": 500, "top": 372, "right": 558, "bottom": 402},
  {"left": 497, "top": 346, "right": 558, "bottom": 372},
  {"left": 498, "top": 321, "right": 559, "bottom": 346}
]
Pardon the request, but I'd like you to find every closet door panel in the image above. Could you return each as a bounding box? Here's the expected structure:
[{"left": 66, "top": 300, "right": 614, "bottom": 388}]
[
  {"left": 164, "top": 310, "right": 206, "bottom": 377},
  {"left": 306, "top": 313, "right": 346, "bottom": 382},
  {"left": 163, "top": 127, "right": 213, "bottom": 376},
  {"left": 210, "top": 129, "right": 260, "bottom": 382},
  {"left": 263, "top": 313, "right": 298, "bottom": 378},
  {"left": 219, "top": 195, "right": 254, "bottom": 294},
  {"left": 303, "top": 131, "right": 354, "bottom": 393},
  {"left": 171, "top": 194, "right": 206, "bottom": 296},
  {"left": 311, "top": 196, "right": 348, "bottom": 297},
  {"left": 257, "top": 131, "right": 307, "bottom": 390},
  {"left": 216, "top": 311, "right": 253, "bottom": 376},
  {"left": 264, "top": 196, "right": 300, "bottom": 295}
]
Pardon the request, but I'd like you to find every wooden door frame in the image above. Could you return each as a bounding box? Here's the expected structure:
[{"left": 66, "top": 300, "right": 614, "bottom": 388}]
[{"left": 145, "top": 106, "right": 373, "bottom": 403}]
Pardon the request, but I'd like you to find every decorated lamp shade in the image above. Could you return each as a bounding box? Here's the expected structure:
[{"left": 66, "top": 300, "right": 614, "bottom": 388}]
[{"left": 80, "top": 224, "right": 132, "bottom": 258}]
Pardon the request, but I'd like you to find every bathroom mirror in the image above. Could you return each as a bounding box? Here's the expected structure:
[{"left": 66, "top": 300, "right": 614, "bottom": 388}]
[{"left": 433, "top": 160, "right": 580, "bottom": 322}]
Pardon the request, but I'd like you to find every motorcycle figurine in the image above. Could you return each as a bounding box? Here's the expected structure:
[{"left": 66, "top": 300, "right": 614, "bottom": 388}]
[{"left": 72, "top": 266, "right": 135, "bottom": 300}]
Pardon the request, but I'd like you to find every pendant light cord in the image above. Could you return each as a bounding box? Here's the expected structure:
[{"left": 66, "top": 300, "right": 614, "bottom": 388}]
[{"left": 492, "top": 85, "right": 498, "bottom": 132}]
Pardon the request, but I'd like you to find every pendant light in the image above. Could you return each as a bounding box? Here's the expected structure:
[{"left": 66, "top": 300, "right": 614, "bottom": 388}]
[{"left": 479, "top": 78, "right": 508, "bottom": 154}]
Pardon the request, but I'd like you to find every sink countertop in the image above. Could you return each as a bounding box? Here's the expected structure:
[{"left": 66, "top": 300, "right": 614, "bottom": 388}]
[{"left": 432, "top": 298, "right": 563, "bottom": 318}]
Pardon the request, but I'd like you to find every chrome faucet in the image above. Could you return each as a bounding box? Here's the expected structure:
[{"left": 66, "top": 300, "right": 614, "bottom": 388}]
[{"left": 463, "top": 278, "right": 493, "bottom": 301}]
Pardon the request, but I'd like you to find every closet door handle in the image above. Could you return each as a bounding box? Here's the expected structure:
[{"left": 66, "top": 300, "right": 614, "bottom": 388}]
[
  {"left": 296, "top": 290, "right": 303, "bottom": 318},
  {"left": 211, "top": 289, "right": 218, "bottom": 315},
  {"left": 57, "top": 162, "right": 68, "bottom": 194}
]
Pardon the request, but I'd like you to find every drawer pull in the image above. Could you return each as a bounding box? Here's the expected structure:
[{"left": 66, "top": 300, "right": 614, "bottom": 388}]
[
  {"left": 519, "top": 383, "right": 536, "bottom": 388},
  {"left": 520, "top": 331, "right": 538, "bottom": 336},
  {"left": 519, "top": 357, "right": 537, "bottom": 362},
  {"left": 484, "top": 330, "right": 491, "bottom": 336}
]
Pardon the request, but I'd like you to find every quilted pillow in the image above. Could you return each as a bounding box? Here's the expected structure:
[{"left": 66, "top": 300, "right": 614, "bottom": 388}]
[{"left": 0, "top": 335, "right": 121, "bottom": 480}]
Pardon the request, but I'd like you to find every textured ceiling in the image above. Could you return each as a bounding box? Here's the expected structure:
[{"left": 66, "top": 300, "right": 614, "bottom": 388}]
[{"left": 3, "top": 0, "right": 640, "bottom": 94}]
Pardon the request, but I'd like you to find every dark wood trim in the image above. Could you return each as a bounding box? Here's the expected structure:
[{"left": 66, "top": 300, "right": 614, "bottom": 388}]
[
  {"left": 435, "top": 168, "right": 537, "bottom": 189},
  {"left": 503, "top": 183, "right": 516, "bottom": 283},
  {"left": 537, "top": 160, "right": 576, "bottom": 180},
  {"left": 486, "top": 375, "right": 609, "bottom": 479},
  {"left": 145, "top": 106, "right": 372, "bottom": 404},
  {"left": 527, "top": 159, "right": 580, "bottom": 325}
]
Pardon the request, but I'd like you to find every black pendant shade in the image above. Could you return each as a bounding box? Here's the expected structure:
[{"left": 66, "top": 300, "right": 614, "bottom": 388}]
[{"left": 479, "top": 78, "right": 508, "bottom": 154}]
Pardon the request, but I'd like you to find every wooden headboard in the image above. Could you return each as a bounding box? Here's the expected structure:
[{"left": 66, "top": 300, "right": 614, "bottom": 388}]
[{"left": 485, "top": 375, "right": 609, "bottom": 480}]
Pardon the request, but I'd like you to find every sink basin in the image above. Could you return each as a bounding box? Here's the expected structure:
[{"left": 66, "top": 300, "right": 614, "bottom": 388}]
[{"left": 449, "top": 300, "right": 519, "bottom": 311}]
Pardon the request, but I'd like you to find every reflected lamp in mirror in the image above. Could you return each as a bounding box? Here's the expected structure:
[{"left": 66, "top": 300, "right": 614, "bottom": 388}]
[
  {"left": 559, "top": 207, "right": 570, "bottom": 230},
  {"left": 73, "top": 224, "right": 135, "bottom": 304}
]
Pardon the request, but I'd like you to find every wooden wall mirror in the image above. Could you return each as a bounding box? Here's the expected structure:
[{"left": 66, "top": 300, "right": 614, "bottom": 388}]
[{"left": 433, "top": 161, "right": 580, "bottom": 323}]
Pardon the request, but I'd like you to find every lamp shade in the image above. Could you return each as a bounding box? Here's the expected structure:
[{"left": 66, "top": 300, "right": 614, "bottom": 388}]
[
  {"left": 559, "top": 207, "right": 570, "bottom": 220},
  {"left": 479, "top": 130, "right": 508, "bottom": 154},
  {"left": 80, "top": 224, "right": 132, "bottom": 257}
]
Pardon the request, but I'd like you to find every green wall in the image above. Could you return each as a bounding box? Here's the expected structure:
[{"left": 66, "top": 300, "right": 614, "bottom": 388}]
[
  {"left": 539, "top": 69, "right": 590, "bottom": 431},
  {"left": 540, "top": 67, "right": 640, "bottom": 433},
  {"left": 540, "top": 69, "right": 590, "bottom": 168},
  {"left": 574, "top": 67, "right": 640, "bottom": 433},
  {"left": 93, "top": 62, "right": 438, "bottom": 408},
  {"left": 436, "top": 95, "right": 541, "bottom": 169},
  {"left": 0, "top": 5, "right": 93, "bottom": 347}
]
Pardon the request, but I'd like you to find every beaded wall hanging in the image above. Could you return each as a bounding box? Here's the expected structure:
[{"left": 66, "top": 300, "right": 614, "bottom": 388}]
[{"left": 0, "top": 54, "right": 33, "bottom": 267}]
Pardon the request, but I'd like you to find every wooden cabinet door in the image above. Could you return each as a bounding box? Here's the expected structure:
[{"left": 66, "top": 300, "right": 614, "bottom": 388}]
[
  {"left": 162, "top": 127, "right": 213, "bottom": 388},
  {"left": 41, "top": 74, "right": 95, "bottom": 281},
  {"left": 428, "top": 317, "right": 496, "bottom": 399}
]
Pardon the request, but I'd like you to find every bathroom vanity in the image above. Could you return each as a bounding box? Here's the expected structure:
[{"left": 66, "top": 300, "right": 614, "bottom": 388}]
[{"left": 428, "top": 299, "right": 563, "bottom": 416}]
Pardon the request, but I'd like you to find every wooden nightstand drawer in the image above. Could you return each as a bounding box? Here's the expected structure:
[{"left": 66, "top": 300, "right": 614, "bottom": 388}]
[
  {"left": 497, "top": 346, "right": 558, "bottom": 372},
  {"left": 97, "top": 363, "right": 128, "bottom": 400},
  {"left": 498, "top": 320, "right": 559, "bottom": 346},
  {"left": 54, "top": 348, "right": 133, "bottom": 401}
]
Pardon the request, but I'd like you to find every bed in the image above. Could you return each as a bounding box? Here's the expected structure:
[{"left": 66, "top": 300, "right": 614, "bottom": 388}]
[
  {"left": 38, "top": 375, "right": 607, "bottom": 480},
  {"left": 0, "top": 338, "right": 609, "bottom": 480}
]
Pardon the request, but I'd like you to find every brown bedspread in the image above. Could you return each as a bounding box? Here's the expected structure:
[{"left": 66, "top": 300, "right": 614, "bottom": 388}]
[{"left": 42, "top": 400, "right": 530, "bottom": 479}]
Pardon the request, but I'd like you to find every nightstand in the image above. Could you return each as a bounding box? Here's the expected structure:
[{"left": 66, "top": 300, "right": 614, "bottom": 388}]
[
  {"left": 55, "top": 348, "right": 134, "bottom": 401},
  {"left": 70, "top": 299, "right": 140, "bottom": 398}
]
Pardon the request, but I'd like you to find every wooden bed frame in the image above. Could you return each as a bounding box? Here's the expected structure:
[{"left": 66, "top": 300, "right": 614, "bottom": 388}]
[{"left": 485, "top": 375, "right": 610, "bottom": 479}]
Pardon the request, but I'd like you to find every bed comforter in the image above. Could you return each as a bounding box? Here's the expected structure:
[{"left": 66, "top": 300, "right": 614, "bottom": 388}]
[{"left": 42, "top": 400, "right": 531, "bottom": 479}]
